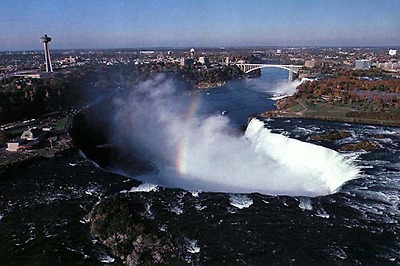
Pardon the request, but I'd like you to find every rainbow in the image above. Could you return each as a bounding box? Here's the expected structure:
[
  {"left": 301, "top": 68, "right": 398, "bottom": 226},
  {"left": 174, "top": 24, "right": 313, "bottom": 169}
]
[{"left": 175, "top": 96, "right": 201, "bottom": 174}]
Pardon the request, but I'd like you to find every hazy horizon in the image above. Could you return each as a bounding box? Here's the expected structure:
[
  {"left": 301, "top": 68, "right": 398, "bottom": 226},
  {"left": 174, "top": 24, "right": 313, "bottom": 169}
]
[
  {"left": 3, "top": 44, "right": 400, "bottom": 54},
  {"left": 1, "top": 0, "right": 399, "bottom": 51}
]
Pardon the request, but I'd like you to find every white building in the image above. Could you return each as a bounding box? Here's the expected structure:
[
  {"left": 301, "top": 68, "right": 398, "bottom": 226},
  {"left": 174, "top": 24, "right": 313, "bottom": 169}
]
[
  {"left": 21, "top": 128, "right": 42, "bottom": 140},
  {"left": 355, "top": 60, "right": 371, "bottom": 69},
  {"left": 198, "top": 56, "right": 210, "bottom": 65},
  {"left": 375, "top": 61, "right": 399, "bottom": 70},
  {"left": 389, "top": 49, "right": 397, "bottom": 56},
  {"left": 6, "top": 139, "right": 25, "bottom": 152},
  {"left": 139, "top": 50, "right": 155, "bottom": 55}
]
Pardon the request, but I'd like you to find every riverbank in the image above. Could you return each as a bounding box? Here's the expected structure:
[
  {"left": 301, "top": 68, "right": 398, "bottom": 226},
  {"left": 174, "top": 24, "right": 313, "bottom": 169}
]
[
  {"left": 259, "top": 97, "right": 400, "bottom": 127},
  {"left": 258, "top": 75, "right": 400, "bottom": 127},
  {"left": 195, "top": 81, "right": 227, "bottom": 90}
]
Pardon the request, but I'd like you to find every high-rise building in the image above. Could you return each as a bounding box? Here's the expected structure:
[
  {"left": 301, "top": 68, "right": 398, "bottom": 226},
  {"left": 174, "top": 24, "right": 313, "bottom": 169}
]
[
  {"left": 355, "top": 60, "right": 371, "bottom": 69},
  {"left": 180, "top": 57, "right": 194, "bottom": 67},
  {"left": 225, "top": 57, "right": 230, "bottom": 64},
  {"left": 389, "top": 49, "right": 397, "bottom": 56},
  {"left": 39, "top": 34, "right": 53, "bottom": 72}
]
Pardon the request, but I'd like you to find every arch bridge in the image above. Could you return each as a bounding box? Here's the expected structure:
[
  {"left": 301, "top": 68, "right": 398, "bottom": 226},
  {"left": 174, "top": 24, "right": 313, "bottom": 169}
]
[{"left": 235, "top": 63, "right": 303, "bottom": 81}]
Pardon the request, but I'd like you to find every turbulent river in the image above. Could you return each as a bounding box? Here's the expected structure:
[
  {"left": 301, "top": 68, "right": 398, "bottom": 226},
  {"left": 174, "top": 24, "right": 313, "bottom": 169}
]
[{"left": 1, "top": 68, "right": 399, "bottom": 265}]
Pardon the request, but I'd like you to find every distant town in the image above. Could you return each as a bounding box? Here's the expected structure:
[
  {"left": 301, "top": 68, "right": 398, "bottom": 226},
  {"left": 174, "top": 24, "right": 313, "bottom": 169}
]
[
  {"left": 2, "top": 46, "right": 399, "bottom": 80},
  {"left": 1, "top": 38, "right": 400, "bottom": 169}
]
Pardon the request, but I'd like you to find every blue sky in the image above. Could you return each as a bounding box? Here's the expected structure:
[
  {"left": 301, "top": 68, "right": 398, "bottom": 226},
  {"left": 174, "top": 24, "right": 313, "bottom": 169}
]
[{"left": 1, "top": 0, "right": 399, "bottom": 50}]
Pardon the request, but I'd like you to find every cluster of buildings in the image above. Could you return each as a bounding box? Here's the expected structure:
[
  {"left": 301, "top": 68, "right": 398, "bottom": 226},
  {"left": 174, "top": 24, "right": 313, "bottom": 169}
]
[
  {"left": 1, "top": 34, "right": 399, "bottom": 82},
  {"left": 301, "top": 49, "right": 399, "bottom": 71},
  {"left": 353, "top": 49, "right": 399, "bottom": 70},
  {"left": 6, "top": 127, "right": 60, "bottom": 152},
  {"left": 179, "top": 48, "right": 211, "bottom": 67}
]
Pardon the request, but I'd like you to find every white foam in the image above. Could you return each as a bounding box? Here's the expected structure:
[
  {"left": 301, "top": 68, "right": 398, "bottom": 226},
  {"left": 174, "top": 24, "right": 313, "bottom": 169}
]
[
  {"left": 195, "top": 203, "right": 207, "bottom": 211},
  {"left": 79, "top": 216, "right": 90, "bottom": 224},
  {"left": 186, "top": 239, "right": 200, "bottom": 254},
  {"left": 98, "top": 255, "right": 115, "bottom": 263},
  {"left": 341, "top": 150, "right": 369, "bottom": 160},
  {"left": 315, "top": 208, "right": 330, "bottom": 219},
  {"left": 298, "top": 197, "right": 313, "bottom": 211},
  {"left": 128, "top": 183, "right": 158, "bottom": 193},
  {"left": 229, "top": 194, "right": 253, "bottom": 209},
  {"left": 269, "top": 94, "right": 289, "bottom": 101},
  {"left": 190, "top": 190, "right": 201, "bottom": 197},
  {"left": 170, "top": 205, "right": 183, "bottom": 215}
]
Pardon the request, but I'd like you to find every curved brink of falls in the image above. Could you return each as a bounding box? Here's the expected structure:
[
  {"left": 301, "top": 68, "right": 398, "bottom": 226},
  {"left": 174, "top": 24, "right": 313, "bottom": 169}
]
[
  {"left": 244, "top": 118, "right": 359, "bottom": 195},
  {"left": 169, "top": 118, "right": 359, "bottom": 197}
]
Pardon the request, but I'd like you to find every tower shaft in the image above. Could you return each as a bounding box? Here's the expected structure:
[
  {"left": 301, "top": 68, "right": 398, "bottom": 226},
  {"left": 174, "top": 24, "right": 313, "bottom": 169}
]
[{"left": 43, "top": 42, "right": 53, "bottom": 73}]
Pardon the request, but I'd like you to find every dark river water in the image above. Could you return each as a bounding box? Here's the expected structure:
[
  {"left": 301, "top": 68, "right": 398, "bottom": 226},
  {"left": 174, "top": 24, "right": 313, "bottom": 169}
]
[
  {"left": 1, "top": 69, "right": 400, "bottom": 265},
  {"left": 195, "top": 68, "right": 287, "bottom": 126}
]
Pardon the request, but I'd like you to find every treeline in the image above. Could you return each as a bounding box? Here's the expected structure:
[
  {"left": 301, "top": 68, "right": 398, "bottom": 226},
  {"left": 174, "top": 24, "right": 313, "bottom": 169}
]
[
  {"left": 179, "top": 64, "right": 243, "bottom": 86},
  {"left": 295, "top": 76, "right": 400, "bottom": 109},
  {"left": 0, "top": 63, "right": 244, "bottom": 124},
  {"left": 292, "top": 74, "right": 400, "bottom": 122},
  {"left": 0, "top": 64, "right": 145, "bottom": 124},
  {"left": 0, "top": 76, "right": 78, "bottom": 124},
  {"left": 297, "top": 75, "right": 400, "bottom": 96}
]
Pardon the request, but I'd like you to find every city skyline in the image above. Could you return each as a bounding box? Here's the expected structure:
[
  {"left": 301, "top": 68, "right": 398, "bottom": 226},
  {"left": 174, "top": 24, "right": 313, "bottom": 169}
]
[{"left": 1, "top": 0, "right": 400, "bottom": 51}]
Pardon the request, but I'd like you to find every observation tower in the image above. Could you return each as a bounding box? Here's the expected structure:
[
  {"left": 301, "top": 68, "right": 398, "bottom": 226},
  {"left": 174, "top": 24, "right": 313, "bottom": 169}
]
[{"left": 39, "top": 34, "right": 53, "bottom": 73}]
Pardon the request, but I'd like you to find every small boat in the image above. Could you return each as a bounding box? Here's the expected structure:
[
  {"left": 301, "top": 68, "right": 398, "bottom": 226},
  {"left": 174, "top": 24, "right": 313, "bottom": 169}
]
[{"left": 221, "top": 110, "right": 228, "bottom": 115}]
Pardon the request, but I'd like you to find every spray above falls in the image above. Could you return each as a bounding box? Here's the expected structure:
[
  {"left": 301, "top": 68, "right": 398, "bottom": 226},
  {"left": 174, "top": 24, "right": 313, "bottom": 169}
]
[{"left": 110, "top": 75, "right": 359, "bottom": 197}]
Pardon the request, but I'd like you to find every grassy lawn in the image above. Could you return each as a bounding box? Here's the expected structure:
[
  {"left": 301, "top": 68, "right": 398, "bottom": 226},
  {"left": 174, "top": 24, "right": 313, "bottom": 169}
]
[
  {"left": 1, "top": 129, "right": 25, "bottom": 144},
  {"left": 304, "top": 102, "right": 350, "bottom": 118},
  {"left": 52, "top": 117, "right": 68, "bottom": 130},
  {"left": 34, "top": 147, "right": 52, "bottom": 156},
  {"left": 289, "top": 104, "right": 305, "bottom": 112}
]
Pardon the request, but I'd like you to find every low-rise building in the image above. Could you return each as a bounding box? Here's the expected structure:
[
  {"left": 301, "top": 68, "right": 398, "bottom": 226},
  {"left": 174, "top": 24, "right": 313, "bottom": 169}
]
[
  {"left": 6, "top": 128, "right": 51, "bottom": 152},
  {"left": 21, "top": 128, "right": 42, "bottom": 140},
  {"left": 6, "top": 139, "right": 26, "bottom": 152},
  {"left": 355, "top": 60, "right": 371, "bottom": 69},
  {"left": 374, "top": 61, "right": 399, "bottom": 70},
  {"left": 305, "top": 59, "right": 320, "bottom": 68}
]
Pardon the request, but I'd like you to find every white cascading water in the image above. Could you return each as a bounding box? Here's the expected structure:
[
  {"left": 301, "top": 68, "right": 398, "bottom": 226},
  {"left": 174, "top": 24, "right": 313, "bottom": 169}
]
[
  {"left": 245, "top": 118, "right": 359, "bottom": 194},
  {"left": 149, "top": 117, "right": 359, "bottom": 197}
]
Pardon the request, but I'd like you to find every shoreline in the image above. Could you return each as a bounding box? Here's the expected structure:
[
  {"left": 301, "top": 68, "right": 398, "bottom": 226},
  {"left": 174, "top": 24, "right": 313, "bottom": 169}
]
[{"left": 257, "top": 111, "right": 400, "bottom": 128}]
